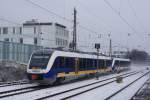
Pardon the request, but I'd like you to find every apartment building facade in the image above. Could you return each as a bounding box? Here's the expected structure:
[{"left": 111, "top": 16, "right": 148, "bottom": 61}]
[{"left": 0, "top": 20, "right": 69, "bottom": 48}]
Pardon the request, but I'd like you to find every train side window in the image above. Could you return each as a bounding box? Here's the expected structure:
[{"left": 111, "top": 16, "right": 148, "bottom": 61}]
[
  {"left": 88, "top": 58, "right": 90, "bottom": 69},
  {"left": 61, "top": 57, "right": 65, "bottom": 68},
  {"left": 94, "top": 59, "right": 96, "bottom": 68},
  {"left": 86, "top": 58, "right": 92, "bottom": 70},
  {"left": 99, "top": 60, "right": 104, "bottom": 69},
  {"left": 89, "top": 59, "right": 93, "bottom": 69},
  {"left": 92, "top": 59, "right": 95, "bottom": 68},
  {"left": 59, "top": 57, "right": 65, "bottom": 68},
  {"left": 68, "top": 57, "right": 75, "bottom": 70},
  {"left": 82, "top": 58, "right": 85, "bottom": 70},
  {"left": 106, "top": 60, "right": 112, "bottom": 66},
  {"left": 66, "top": 57, "right": 69, "bottom": 68},
  {"left": 79, "top": 58, "right": 83, "bottom": 70},
  {"left": 98, "top": 60, "right": 101, "bottom": 69},
  {"left": 82, "top": 58, "right": 86, "bottom": 70},
  {"left": 68, "top": 57, "right": 74, "bottom": 68},
  {"left": 86, "top": 59, "right": 89, "bottom": 69},
  {"left": 85, "top": 58, "right": 88, "bottom": 70}
]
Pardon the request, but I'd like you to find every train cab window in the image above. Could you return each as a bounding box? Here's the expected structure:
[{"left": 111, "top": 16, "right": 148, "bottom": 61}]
[{"left": 29, "top": 51, "right": 52, "bottom": 69}]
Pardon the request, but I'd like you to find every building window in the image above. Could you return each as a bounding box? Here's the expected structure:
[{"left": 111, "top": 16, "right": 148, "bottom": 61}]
[
  {"left": 3, "top": 27, "right": 8, "bottom": 34},
  {"left": 58, "top": 38, "right": 61, "bottom": 45},
  {"left": 63, "top": 40, "right": 65, "bottom": 46},
  {"left": 19, "top": 27, "right": 22, "bottom": 34},
  {"left": 59, "top": 39, "right": 62, "bottom": 45},
  {"left": 4, "top": 38, "right": 9, "bottom": 42},
  {"left": 56, "top": 38, "right": 58, "bottom": 45},
  {"left": 56, "top": 30, "right": 58, "bottom": 35},
  {"left": 34, "top": 37, "right": 37, "bottom": 45},
  {"left": 66, "top": 40, "right": 67, "bottom": 45},
  {"left": 34, "top": 27, "right": 36, "bottom": 34},
  {"left": 13, "top": 27, "right": 15, "bottom": 34},
  {"left": 20, "top": 38, "right": 23, "bottom": 43}
]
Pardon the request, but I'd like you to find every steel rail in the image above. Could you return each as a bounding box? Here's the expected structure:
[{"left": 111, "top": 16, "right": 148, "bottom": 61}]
[{"left": 36, "top": 71, "right": 139, "bottom": 100}]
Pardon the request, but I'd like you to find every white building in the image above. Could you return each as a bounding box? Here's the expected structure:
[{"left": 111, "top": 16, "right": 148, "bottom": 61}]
[{"left": 0, "top": 20, "right": 69, "bottom": 48}]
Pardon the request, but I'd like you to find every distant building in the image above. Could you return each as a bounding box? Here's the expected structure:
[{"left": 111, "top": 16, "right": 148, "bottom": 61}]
[
  {"left": 0, "top": 19, "right": 69, "bottom": 48},
  {"left": 113, "top": 51, "right": 128, "bottom": 58}
]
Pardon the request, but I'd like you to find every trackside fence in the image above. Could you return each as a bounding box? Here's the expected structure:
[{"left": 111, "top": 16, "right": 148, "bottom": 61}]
[{"left": 0, "top": 41, "right": 42, "bottom": 64}]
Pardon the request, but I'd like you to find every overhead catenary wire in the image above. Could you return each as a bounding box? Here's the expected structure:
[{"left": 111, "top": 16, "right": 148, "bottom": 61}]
[
  {"left": 76, "top": 0, "right": 112, "bottom": 32},
  {"left": 0, "top": 18, "right": 21, "bottom": 25},
  {"left": 0, "top": 17, "right": 133, "bottom": 54},
  {"left": 24, "top": 0, "right": 71, "bottom": 22},
  {"left": 76, "top": 0, "right": 147, "bottom": 50},
  {"left": 1, "top": 0, "right": 148, "bottom": 51},
  {"left": 0, "top": 17, "right": 137, "bottom": 51},
  {"left": 127, "top": 0, "right": 146, "bottom": 32},
  {"left": 24, "top": 0, "right": 115, "bottom": 50},
  {"left": 0, "top": 18, "right": 101, "bottom": 47},
  {"left": 24, "top": 0, "right": 139, "bottom": 49},
  {"left": 24, "top": 0, "right": 105, "bottom": 37},
  {"left": 103, "top": 0, "right": 137, "bottom": 33},
  {"left": 103, "top": 0, "right": 148, "bottom": 50}
]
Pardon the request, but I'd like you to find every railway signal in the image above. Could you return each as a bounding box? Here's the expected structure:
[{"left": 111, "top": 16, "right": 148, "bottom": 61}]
[{"left": 95, "top": 43, "right": 100, "bottom": 80}]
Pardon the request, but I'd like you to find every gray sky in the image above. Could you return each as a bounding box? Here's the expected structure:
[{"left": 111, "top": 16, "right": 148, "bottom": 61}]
[{"left": 0, "top": 0, "right": 150, "bottom": 54}]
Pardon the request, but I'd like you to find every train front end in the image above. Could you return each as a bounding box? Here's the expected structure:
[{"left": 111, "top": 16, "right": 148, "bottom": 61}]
[{"left": 27, "top": 50, "right": 56, "bottom": 85}]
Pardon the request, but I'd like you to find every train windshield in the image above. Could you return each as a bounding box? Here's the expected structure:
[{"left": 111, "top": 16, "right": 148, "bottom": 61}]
[{"left": 29, "top": 51, "right": 52, "bottom": 69}]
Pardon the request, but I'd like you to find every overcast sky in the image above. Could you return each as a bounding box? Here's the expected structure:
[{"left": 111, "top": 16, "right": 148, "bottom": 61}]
[{"left": 0, "top": 0, "right": 150, "bottom": 54}]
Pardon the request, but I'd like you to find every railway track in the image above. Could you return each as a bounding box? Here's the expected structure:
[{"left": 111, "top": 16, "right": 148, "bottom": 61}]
[
  {"left": 0, "top": 70, "right": 144, "bottom": 100},
  {"left": 130, "top": 77, "right": 150, "bottom": 100},
  {"left": 0, "top": 85, "right": 49, "bottom": 99},
  {"left": 35, "top": 71, "right": 141, "bottom": 100},
  {"left": 0, "top": 80, "right": 29, "bottom": 87},
  {"left": 105, "top": 71, "right": 150, "bottom": 100}
]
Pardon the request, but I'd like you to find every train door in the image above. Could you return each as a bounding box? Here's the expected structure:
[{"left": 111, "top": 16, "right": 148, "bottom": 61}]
[
  {"left": 117, "top": 60, "right": 121, "bottom": 73},
  {"left": 104, "top": 60, "right": 107, "bottom": 69},
  {"left": 75, "top": 58, "right": 79, "bottom": 74}
]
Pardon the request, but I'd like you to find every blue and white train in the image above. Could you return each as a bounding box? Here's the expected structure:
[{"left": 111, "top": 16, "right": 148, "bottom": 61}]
[{"left": 27, "top": 49, "right": 130, "bottom": 84}]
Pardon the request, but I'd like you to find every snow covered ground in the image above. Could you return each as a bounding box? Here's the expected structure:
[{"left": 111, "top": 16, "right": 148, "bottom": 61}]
[{"left": 0, "top": 65, "right": 149, "bottom": 100}]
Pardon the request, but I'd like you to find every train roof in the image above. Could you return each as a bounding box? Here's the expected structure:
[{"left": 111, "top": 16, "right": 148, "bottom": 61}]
[
  {"left": 52, "top": 50, "right": 112, "bottom": 60},
  {"left": 113, "top": 57, "right": 130, "bottom": 61},
  {"left": 34, "top": 49, "right": 130, "bottom": 61}
]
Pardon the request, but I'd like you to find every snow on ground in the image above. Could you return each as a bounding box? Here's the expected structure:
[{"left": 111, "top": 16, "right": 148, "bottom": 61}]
[
  {"left": 110, "top": 75, "right": 149, "bottom": 100},
  {"left": 0, "top": 65, "right": 149, "bottom": 100},
  {"left": 70, "top": 71, "right": 149, "bottom": 100},
  {"left": 0, "top": 70, "right": 135, "bottom": 100},
  {"left": 0, "top": 71, "right": 130, "bottom": 100}
]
